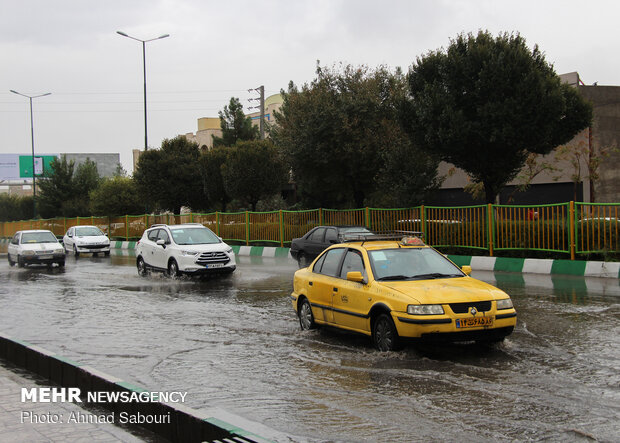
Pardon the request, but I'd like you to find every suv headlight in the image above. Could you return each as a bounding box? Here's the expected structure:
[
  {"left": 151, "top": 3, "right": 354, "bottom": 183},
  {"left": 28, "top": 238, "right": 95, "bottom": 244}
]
[
  {"left": 22, "top": 250, "right": 35, "bottom": 256},
  {"left": 225, "top": 248, "right": 233, "bottom": 254},
  {"left": 407, "top": 304, "right": 444, "bottom": 315},
  {"left": 54, "top": 248, "right": 64, "bottom": 254},
  {"left": 180, "top": 250, "right": 198, "bottom": 257},
  {"left": 496, "top": 298, "right": 514, "bottom": 310}
]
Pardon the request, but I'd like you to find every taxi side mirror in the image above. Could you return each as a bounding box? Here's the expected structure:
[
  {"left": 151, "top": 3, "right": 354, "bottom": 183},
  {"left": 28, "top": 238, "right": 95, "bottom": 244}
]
[
  {"left": 347, "top": 271, "right": 365, "bottom": 283},
  {"left": 461, "top": 265, "right": 472, "bottom": 275},
  {"left": 156, "top": 239, "right": 166, "bottom": 248}
]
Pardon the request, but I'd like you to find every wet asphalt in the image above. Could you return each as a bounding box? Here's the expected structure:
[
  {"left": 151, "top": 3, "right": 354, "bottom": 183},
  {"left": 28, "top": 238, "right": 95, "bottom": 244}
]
[{"left": 1, "top": 252, "right": 619, "bottom": 442}]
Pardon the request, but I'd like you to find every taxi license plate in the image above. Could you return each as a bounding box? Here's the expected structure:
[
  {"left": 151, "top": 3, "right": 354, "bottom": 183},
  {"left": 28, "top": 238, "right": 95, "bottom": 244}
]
[
  {"left": 456, "top": 317, "right": 493, "bottom": 328},
  {"left": 205, "top": 263, "right": 224, "bottom": 269},
  {"left": 39, "top": 254, "right": 53, "bottom": 260}
]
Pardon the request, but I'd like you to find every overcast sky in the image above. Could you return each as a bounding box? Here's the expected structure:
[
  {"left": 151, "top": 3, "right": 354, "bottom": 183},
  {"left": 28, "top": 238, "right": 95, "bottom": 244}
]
[{"left": 1, "top": 0, "right": 618, "bottom": 174}]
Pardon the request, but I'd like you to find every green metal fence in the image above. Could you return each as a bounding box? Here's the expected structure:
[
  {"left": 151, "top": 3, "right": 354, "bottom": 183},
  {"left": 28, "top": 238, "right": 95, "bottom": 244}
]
[{"left": 2, "top": 202, "right": 619, "bottom": 259}]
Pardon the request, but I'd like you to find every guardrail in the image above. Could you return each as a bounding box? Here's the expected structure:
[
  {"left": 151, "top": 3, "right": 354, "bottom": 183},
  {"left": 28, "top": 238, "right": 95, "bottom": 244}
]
[{"left": 2, "top": 202, "right": 619, "bottom": 259}]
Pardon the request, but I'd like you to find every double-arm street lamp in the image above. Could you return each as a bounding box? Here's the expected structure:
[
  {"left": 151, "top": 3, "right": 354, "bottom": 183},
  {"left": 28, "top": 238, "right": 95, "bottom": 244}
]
[
  {"left": 117, "top": 31, "right": 169, "bottom": 151},
  {"left": 10, "top": 89, "right": 51, "bottom": 218}
]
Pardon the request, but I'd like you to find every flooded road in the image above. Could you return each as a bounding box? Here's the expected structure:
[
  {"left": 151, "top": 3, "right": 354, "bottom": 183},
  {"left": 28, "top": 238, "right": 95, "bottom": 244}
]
[{"left": 1, "top": 253, "right": 619, "bottom": 442}]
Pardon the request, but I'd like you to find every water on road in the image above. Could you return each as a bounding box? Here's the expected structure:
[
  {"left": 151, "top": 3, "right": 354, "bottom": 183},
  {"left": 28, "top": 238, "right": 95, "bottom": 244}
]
[{"left": 1, "top": 253, "right": 619, "bottom": 442}]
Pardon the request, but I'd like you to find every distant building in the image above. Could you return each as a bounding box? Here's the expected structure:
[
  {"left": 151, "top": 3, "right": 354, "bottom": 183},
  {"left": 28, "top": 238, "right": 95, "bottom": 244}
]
[{"left": 184, "top": 94, "right": 283, "bottom": 151}]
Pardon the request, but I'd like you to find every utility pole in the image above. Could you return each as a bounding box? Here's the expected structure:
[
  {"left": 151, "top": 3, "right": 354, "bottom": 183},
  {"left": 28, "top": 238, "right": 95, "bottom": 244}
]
[{"left": 248, "top": 85, "right": 265, "bottom": 139}]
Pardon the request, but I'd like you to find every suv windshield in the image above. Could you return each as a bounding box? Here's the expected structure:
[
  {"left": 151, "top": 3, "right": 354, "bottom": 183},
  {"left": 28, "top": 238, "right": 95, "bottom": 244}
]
[
  {"left": 170, "top": 227, "right": 220, "bottom": 245},
  {"left": 21, "top": 232, "right": 58, "bottom": 244},
  {"left": 369, "top": 248, "right": 463, "bottom": 281},
  {"left": 75, "top": 227, "right": 104, "bottom": 236}
]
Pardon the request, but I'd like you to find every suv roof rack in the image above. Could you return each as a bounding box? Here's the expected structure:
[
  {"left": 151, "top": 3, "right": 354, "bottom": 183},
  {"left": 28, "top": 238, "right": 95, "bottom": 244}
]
[
  {"left": 341, "top": 230, "right": 425, "bottom": 246},
  {"left": 150, "top": 224, "right": 167, "bottom": 228}
]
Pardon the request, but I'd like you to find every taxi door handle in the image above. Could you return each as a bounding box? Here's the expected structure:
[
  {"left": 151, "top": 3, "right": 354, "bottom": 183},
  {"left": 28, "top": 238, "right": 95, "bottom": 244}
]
[
  {"left": 309, "top": 281, "right": 313, "bottom": 286},
  {"left": 333, "top": 288, "right": 338, "bottom": 292}
]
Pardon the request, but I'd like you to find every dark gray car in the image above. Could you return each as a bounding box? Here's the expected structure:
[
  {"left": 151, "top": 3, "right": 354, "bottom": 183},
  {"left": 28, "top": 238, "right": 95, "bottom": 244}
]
[{"left": 289, "top": 225, "right": 372, "bottom": 267}]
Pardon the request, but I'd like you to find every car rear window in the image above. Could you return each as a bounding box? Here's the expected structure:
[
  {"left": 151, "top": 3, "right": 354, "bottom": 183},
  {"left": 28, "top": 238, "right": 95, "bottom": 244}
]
[{"left": 316, "top": 248, "right": 345, "bottom": 277}]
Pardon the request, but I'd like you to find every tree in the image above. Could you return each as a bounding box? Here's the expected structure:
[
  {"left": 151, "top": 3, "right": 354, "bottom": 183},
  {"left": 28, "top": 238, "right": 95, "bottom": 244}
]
[
  {"left": 403, "top": 31, "right": 592, "bottom": 203},
  {"left": 200, "top": 147, "right": 231, "bottom": 211},
  {"left": 212, "top": 97, "right": 259, "bottom": 147},
  {"left": 90, "top": 176, "right": 143, "bottom": 216},
  {"left": 221, "top": 140, "right": 287, "bottom": 211},
  {"left": 273, "top": 63, "right": 441, "bottom": 208},
  {"left": 37, "top": 156, "right": 101, "bottom": 218},
  {"left": 0, "top": 194, "right": 33, "bottom": 222},
  {"left": 554, "top": 132, "right": 617, "bottom": 202},
  {"left": 133, "top": 136, "right": 208, "bottom": 214}
]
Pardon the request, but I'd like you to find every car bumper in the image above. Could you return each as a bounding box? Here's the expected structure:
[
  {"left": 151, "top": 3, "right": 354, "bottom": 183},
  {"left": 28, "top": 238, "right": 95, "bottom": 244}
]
[
  {"left": 178, "top": 254, "right": 237, "bottom": 274},
  {"left": 394, "top": 310, "right": 517, "bottom": 341},
  {"left": 74, "top": 245, "right": 110, "bottom": 253},
  {"left": 21, "top": 253, "right": 65, "bottom": 264}
]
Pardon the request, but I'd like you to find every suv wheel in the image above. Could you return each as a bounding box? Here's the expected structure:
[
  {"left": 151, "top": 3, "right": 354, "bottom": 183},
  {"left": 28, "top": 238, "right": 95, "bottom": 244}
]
[
  {"left": 168, "top": 259, "right": 179, "bottom": 278},
  {"left": 137, "top": 257, "right": 147, "bottom": 276},
  {"left": 8, "top": 255, "right": 15, "bottom": 267},
  {"left": 73, "top": 245, "right": 80, "bottom": 257}
]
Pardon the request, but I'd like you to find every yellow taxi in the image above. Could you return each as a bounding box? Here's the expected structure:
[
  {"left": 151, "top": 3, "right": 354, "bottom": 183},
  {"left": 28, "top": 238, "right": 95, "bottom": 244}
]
[{"left": 291, "top": 233, "right": 517, "bottom": 351}]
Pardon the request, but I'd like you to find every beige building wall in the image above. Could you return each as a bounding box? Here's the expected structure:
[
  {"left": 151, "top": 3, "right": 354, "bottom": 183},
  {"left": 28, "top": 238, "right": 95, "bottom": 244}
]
[{"left": 184, "top": 94, "right": 283, "bottom": 150}]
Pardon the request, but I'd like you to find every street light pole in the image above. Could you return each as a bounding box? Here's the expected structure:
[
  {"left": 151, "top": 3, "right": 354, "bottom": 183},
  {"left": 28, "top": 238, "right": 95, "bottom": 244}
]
[
  {"left": 117, "top": 31, "right": 170, "bottom": 151},
  {"left": 10, "top": 89, "right": 51, "bottom": 218}
]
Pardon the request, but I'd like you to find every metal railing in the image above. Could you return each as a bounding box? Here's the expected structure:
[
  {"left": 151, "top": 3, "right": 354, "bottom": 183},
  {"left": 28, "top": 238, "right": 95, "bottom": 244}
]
[{"left": 2, "top": 202, "right": 619, "bottom": 259}]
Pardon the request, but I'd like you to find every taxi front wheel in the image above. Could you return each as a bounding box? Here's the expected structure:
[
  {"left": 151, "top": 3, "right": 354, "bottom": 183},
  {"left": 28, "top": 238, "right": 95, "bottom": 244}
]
[
  {"left": 372, "top": 313, "right": 403, "bottom": 351},
  {"left": 298, "top": 298, "right": 316, "bottom": 330}
]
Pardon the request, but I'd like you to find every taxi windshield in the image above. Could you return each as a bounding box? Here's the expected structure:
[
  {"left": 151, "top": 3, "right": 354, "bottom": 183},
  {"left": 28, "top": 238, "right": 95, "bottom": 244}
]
[
  {"left": 21, "top": 232, "right": 58, "bottom": 244},
  {"left": 170, "top": 227, "right": 220, "bottom": 245},
  {"left": 368, "top": 248, "right": 463, "bottom": 281}
]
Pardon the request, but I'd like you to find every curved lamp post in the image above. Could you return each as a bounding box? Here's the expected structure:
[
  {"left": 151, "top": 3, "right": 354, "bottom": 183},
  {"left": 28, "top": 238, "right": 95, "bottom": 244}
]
[
  {"left": 117, "top": 31, "right": 169, "bottom": 151},
  {"left": 10, "top": 89, "right": 51, "bottom": 218}
]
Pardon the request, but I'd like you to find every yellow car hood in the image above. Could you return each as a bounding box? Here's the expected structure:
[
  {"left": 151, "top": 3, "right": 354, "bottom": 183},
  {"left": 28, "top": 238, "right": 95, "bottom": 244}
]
[{"left": 377, "top": 277, "right": 506, "bottom": 305}]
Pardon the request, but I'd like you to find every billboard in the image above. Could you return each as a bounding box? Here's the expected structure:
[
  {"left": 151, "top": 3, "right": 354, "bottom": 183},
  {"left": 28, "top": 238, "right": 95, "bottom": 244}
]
[{"left": 0, "top": 154, "right": 59, "bottom": 180}]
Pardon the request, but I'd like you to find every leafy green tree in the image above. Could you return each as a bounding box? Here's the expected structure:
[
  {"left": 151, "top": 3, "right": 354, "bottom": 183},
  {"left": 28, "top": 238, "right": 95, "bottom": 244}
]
[
  {"left": 212, "top": 97, "right": 259, "bottom": 147},
  {"left": 402, "top": 30, "right": 592, "bottom": 203},
  {"left": 90, "top": 176, "right": 143, "bottom": 216},
  {"left": 272, "top": 63, "right": 441, "bottom": 208},
  {"left": 200, "top": 147, "right": 231, "bottom": 211},
  {"left": 221, "top": 140, "right": 287, "bottom": 211},
  {"left": 0, "top": 194, "right": 33, "bottom": 222},
  {"left": 37, "top": 156, "right": 101, "bottom": 218},
  {"left": 133, "top": 136, "right": 208, "bottom": 214}
]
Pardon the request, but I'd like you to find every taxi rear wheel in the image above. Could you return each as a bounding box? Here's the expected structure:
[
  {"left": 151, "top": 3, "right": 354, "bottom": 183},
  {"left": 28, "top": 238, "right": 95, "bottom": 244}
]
[
  {"left": 298, "top": 298, "right": 316, "bottom": 330},
  {"left": 372, "top": 313, "right": 402, "bottom": 351}
]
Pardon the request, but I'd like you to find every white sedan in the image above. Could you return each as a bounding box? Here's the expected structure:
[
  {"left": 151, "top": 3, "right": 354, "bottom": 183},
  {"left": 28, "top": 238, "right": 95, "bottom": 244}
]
[
  {"left": 63, "top": 225, "right": 111, "bottom": 257},
  {"left": 8, "top": 230, "right": 66, "bottom": 268}
]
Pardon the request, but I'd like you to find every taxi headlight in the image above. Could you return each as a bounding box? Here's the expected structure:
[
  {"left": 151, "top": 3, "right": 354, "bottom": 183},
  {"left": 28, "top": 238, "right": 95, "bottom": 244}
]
[
  {"left": 22, "top": 250, "right": 35, "bottom": 256},
  {"left": 54, "top": 248, "right": 64, "bottom": 254},
  {"left": 496, "top": 298, "right": 514, "bottom": 310},
  {"left": 407, "top": 304, "right": 444, "bottom": 315}
]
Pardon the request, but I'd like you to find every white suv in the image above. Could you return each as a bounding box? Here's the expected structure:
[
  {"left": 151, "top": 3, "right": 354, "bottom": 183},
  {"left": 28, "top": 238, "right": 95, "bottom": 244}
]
[{"left": 136, "top": 223, "right": 236, "bottom": 277}]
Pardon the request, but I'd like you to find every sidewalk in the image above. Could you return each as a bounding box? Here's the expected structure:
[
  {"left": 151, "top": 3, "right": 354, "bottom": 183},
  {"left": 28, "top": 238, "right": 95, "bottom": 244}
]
[{"left": 0, "top": 360, "right": 154, "bottom": 442}]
